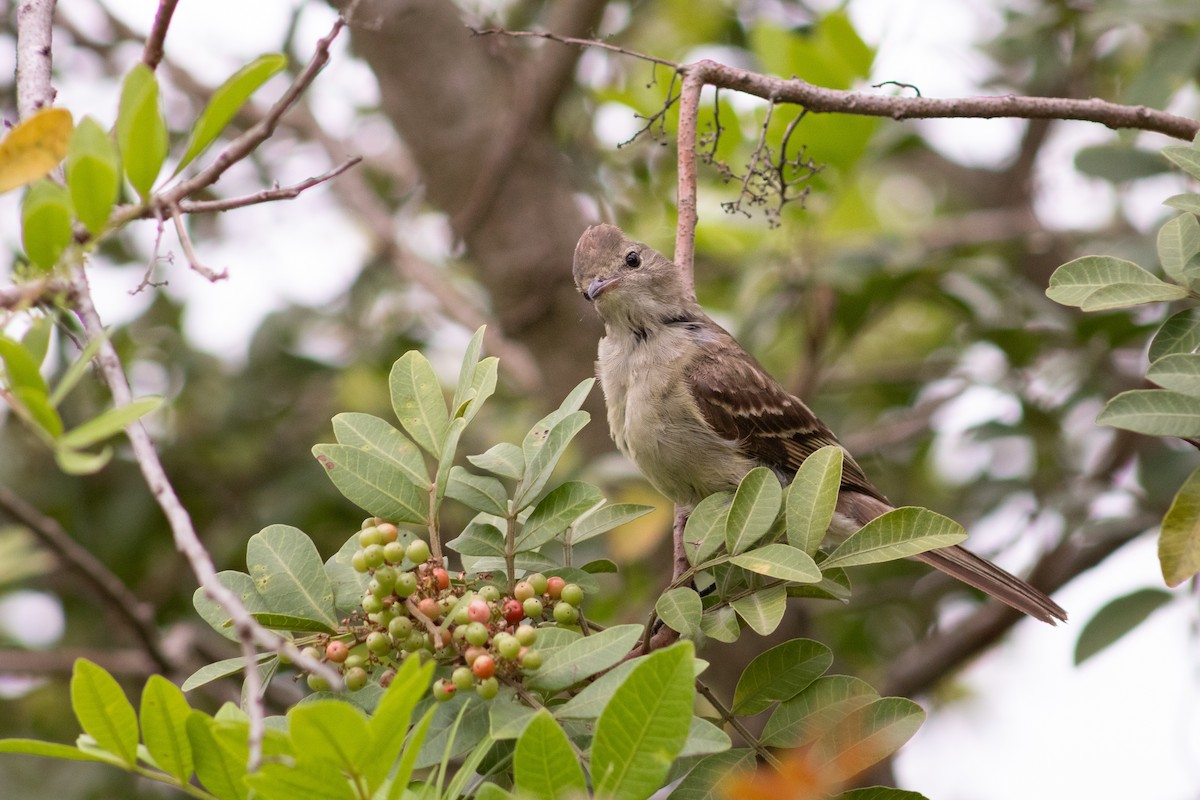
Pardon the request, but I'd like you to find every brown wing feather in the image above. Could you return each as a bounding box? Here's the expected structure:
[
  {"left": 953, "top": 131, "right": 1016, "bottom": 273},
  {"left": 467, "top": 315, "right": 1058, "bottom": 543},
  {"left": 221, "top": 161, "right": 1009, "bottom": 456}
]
[{"left": 684, "top": 324, "right": 888, "bottom": 505}]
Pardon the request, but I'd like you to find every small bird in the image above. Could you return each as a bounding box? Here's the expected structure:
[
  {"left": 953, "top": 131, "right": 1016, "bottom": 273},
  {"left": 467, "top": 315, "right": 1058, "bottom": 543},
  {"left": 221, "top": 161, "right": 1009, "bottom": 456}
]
[{"left": 572, "top": 223, "right": 1066, "bottom": 624}]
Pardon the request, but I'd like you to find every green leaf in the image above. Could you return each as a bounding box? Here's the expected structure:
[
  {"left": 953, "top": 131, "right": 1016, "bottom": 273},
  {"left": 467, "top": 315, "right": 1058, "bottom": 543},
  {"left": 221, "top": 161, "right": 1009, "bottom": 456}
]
[
  {"left": 1151, "top": 308, "right": 1200, "bottom": 361},
  {"left": 192, "top": 570, "right": 269, "bottom": 641},
  {"left": 699, "top": 605, "right": 739, "bottom": 643},
  {"left": 836, "top": 788, "right": 929, "bottom": 800},
  {"left": 21, "top": 316, "right": 51, "bottom": 366},
  {"left": 389, "top": 351, "right": 449, "bottom": 457},
  {"left": 667, "top": 749, "right": 756, "bottom": 800},
  {"left": 810, "top": 697, "right": 925, "bottom": 783},
  {"left": 513, "top": 710, "right": 587, "bottom": 800},
  {"left": 180, "top": 653, "right": 274, "bottom": 693},
  {"left": 1074, "top": 144, "right": 1169, "bottom": 183},
  {"left": 446, "top": 519, "right": 506, "bottom": 557},
  {"left": 247, "top": 759, "right": 355, "bottom": 800},
  {"left": 725, "top": 467, "right": 782, "bottom": 554},
  {"left": 731, "top": 543, "right": 821, "bottom": 584},
  {"left": 1096, "top": 389, "right": 1200, "bottom": 437},
  {"left": 70, "top": 659, "right": 139, "bottom": 767},
  {"left": 187, "top": 714, "right": 248, "bottom": 800},
  {"left": 59, "top": 397, "right": 161, "bottom": 449},
  {"left": 0, "top": 335, "right": 47, "bottom": 394},
  {"left": 1074, "top": 588, "right": 1174, "bottom": 665},
  {"left": 324, "top": 533, "right": 370, "bottom": 614},
  {"left": 312, "top": 444, "right": 428, "bottom": 524},
  {"left": 515, "top": 410, "right": 590, "bottom": 509},
  {"left": 364, "top": 656, "right": 433, "bottom": 792},
  {"left": 593, "top": 641, "right": 695, "bottom": 800},
  {"left": 289, "top": 700, "right": 370, "bottom": 777},
  {"left": 386, "top": 706, "right": 434, "bottom": 800},
  {"left": 0, "top": 738, "right": 114, "bottom": 763},
  {"left": 684, "top": 492, "right": 732, "bottom": 565},
  {"left": 1045, "top": 255, "right": 1186, "bottom": 310},
  {"left": 49, "top": 331, "right": 107, "bottom": 407},
  {"left": 451, "top": 327, "right": 486, "bottom": 413},
  {"left": 330, "top": 412, "right": 429, "bottom": 489},
  {"left": 520, "top": 481, "right": 604, "bottom": 549},
  {"left": 1157, "top": 213, "right": 1200, "bottom": 285},
  {"left": 140, "top": 675, "right": 193, "bottom": 784},
  {"left": 571, "top": 502, "right": 656, "bottom": 544},
  {"left": 21, "top": 179, "right": 73, "bottom": 270},
  {"left": 65, "top": 116, "right": 120, "bottom": 235},
  {"left": 413, "top": 694, "right": 489, "bottom": 769},
  {"left": 433, "top": 416, "right": 468, "bottom": 509},
  {"left": 555, "top": 653, "right": 710, "bottom": 721},
  {"left": 1160, "top": 464, "right": 1200, "bottom": 586},
  {"left": 762, "top": 675, "right": 880, "bottom": 748},
  {"left": 1164, "top": 145, "right": 1200, "bottom": 182},
  {"left": 249, "top": 612, "right": 334, "bottom": 633},
  {"left": 446, "top": 466, "right": 509, "bottom": 516},
  {"left": 527, "top": 623, "right": 643, "bottom": 693},
  {"left": 1165, "top": 194, "right": 1200, "bottom": 215},
  {"left": 729, "top": 584, "right": 787, "bottom": 636},
  {"left": 656, "top": 587, "right": 703, "bottom": 638},
  {"left": 246, "top": 525, "right": 337, "bottom": 629},
  {"left": 732, "top": 638, "right": 834, "bottom": 716},
  {"left": 116, "top": 64, "right": 167, "bottom": 200},
  {"left": 786, "top": 445, "right": 843, "bottom": 555},
  {"left": 468, "top": 441, "right": 525, "bottom": 480},
  {"left": 558, "top": 377, "right": 595, "bottom": 415},
  {"left": 821, "top": 507, "right": 966, "bottom": 570},
  {"left": 176, "top": 54, "right": 287, "bottom": 173},
  {"left": 1147, "top": 353, "right": 1200, "bottom": 395},
  {"left": 678, "top": 716, "right": 731, "bottom": 758},
  {"left": 489, "top": 693, "right": 538, "bottom": 740},
  {"left": 54, "top": 444, "right": 111, "bottom": 475}
]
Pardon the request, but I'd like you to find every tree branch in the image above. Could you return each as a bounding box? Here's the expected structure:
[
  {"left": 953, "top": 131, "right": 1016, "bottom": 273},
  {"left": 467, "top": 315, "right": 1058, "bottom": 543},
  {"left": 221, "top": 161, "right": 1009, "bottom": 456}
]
[
  {"left": 140, "top": 0, "right": 180, "bottom": 71},
  {"left": 14, "top": 0, "right": 57, "bottom": 118},
  {"left": 176, "top": 156, "right": 363, "bottom": 213}
]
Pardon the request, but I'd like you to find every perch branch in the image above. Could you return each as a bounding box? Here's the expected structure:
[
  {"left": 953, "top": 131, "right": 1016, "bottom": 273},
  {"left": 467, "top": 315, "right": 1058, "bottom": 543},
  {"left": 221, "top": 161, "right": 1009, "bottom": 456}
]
[
  {"left": 14, "top": 0, "right": 56, "bottom": 118},
  {"left": 141, "top": 0, "right": 180, "bottom": 71}
]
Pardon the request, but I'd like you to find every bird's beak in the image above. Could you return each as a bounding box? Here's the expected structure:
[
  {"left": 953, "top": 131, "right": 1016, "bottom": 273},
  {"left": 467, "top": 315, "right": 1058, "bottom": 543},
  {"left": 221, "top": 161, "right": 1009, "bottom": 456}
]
[{"left": 585, "top": 275, "right": 619, "bottom": 301}]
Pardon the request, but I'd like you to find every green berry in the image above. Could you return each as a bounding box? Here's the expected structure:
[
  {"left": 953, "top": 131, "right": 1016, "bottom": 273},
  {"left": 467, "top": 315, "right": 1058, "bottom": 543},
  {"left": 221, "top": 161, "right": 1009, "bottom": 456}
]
[
  {"left": 451, "top": 603, "right": 471, "bottom": 625},
  {"left": 405, "top": 539, "right": 431, "bottom": 564},
  {"left": 395, "top": 571, "right": 419, "bottom": 598},
  {"left": 478, "top": 585, "right": 501, "bottom": 603},
  {"left": 383, "top": 541, "right": 406, "bottom": 564},
  {"left": 520, "top": 649, "right": 542, "bottom": 670},
  {"left": 527, "top": 573, "right": 548, "bottom": 595},
  {"left": 344, "top": 653, "right": 367, "bottom": 670},
  {"left": 361, "top": 593, "right": 384, "bottom": 615},
  {"left": 515, "top": 624, "right": 537, "bottom": 646},
  {"left": 560, "top": 583, "right": 584, "bottom": 607},
  {"left": 476, "top": 676, "right": 499, "bottom": 699},
  {"left": 388, "top": 616, "right": 413, "bottom": 639},
  {"left": 345, "top": 667, "right": 369, "bottom": 692},
  {"left": 374, "top": 566, "right": 398, "bottom": 590},
  {"left": 366, "top": 631, "right": 392, "bottom": 655},
  {"left": 553, "top": 602, "right": 578, "bottom": 625},
  {"left": 301, "top": 645, "right": 322, "bottom": 662},
  {"left": 307, "top": 673, "right": 330, "bottom": 692},
  {"left": 363, "top": 544, "right": 386, "bottom": 569},
  {"left": 359, "top": 526, "right": 384, "bottom": 547},
  {"left": 452, "top": 666, "right": 475, "bottom": 691},
  {"left": 465, "top": 621, "right": 490, "bottom": 646},
  {"left": 433, "top": 679, "right": 456, "bottom": 702},
  {"left": 403, "top": 630, "right": 426, "bottom": 652},
  {"left": 495, "top": 632, "right": 520, "bottom": 660},
  {"left": 362, "top": 517, "right": 380, "bottom": 530},
  {"left": 351, "top": 550, "right": 369, "bottom": 573},
  {"left": 514, "top": 581, "right": 534, "bottom": 601},
  {"left": 522, "top": 597, "right": 544, "bottom": 620}
]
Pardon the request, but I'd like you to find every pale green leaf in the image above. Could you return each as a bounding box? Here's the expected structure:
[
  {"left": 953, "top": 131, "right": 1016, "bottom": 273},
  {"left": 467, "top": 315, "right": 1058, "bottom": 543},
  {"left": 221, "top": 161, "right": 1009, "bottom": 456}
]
[
  {"left": 515, "top": 410, "right": 590, "bottom": 509},
  {"left": 821, "top": 507, "right": 966, "bottom": 569},
  {"left": 810, "top": 697, "right": 925, "bottom": 783},
  {"left": 66, "top": 116, "right": 120, "bottom": 235},
  {"left": 324, "top": 533, "right": 370, "bottom": 614},
  {"left": 246, "top": 524, "right": 337, "bottom": 629},
  {"left": 1160, "top": 464, "right": 1200, "bottom": 586},
  {"left": 192, "top": 570, "right": 269, "bottom": 641},
  {"left": 489, "top": 693, "right": 539, "bottom": 740},
  {"left": 731, "top": 543, "right": 821, "bottom": 584},
  {"left": 699, "top": 605, "right": 739, "bottom": 643},
  {"left": 451, "top": 326, "right": 486, "bottom": 416},
  {"left": 180, "top": 653, "right": 274, "bottom": 692},
  {"left": 312, "top": 444, "right": 428, "bottom": 524},
  {"left": 527, "top": 623, "right": 642, "bottom": 693},
  {"left": 246, "top": 759, "right": 355, "bottom": 800},
  {"left": 761, "top": 675, "right": 880, "bottom": 748},
  {"left": 468, "top": 442, "right": 525, "bottom": 480},
  {"left": 666, "top": 749, "right": 756, "bottom": 800},
  {"left": 1097, "top": 389, "right": 1200, "bottom": 437},
  {"left": 732, "top": 638, "right": 833, "bottom": 716},
  {"left": 656, "top": 587, "right": 703, "bottom": 638},
  {"left": 186, "top": 714, "right": 248, "bottom": 800},
  {"left": 288, "top": 700, "right": 370, "bottom": 776},
  {"left": 571, "top": 502, "right": 656, "bottom": 544},
  {"left": 446, "top": 466, "right": 509, "bottom": 516},
  {"left": 730, "top": 584, "right": 787, "bottom": 636},
  {"left": 787, "top": 445, "right": 843, "bottom": 555},
  {"left": 1165, "top": 193, "right": 1200, "bottom": 215},
  {"left": 116, "top": 64, "right": 167, "bottom": 199},
  {"left": 554, "top": 653, "right": 706, "bottom": 721},
  {"left": 386, "top": 706, "right": 434, "bottom": 800},
  {"left": 1157, "top": 212, "right": 1200, "bottom": 285},
  {"left": 593, "top": 641, "right": 695, "bottom": 800},
  {"left": 389, "top": 351, "right": 449, "bottom": 456},
  {"left": 1080, "top": 281, "right": 1188, "bottom": 311},
  {"left": 1074, "top": 588, "right": 1174, "bottom": 665},
  {"left": 684, "top": 492, "right": 732, "bottom": 565},
  {"left": 140, "top": 675, "right": 193, "bottom": 784},
  {"left": 49, "top": 331, "right": 107, "bottom": 407},
  {"left": 364, "top": 656, "right": 433, "bottom": 792},
  {"left": 0, "top": 739, "right": 114, "bottom": 763},
  {"left": 513, "top": 710, "right": 588, "bottom": 800},
  {"left": 54, "top": 444, "right": 111, "bottom": 475},
  {"left": 519, "top": 481, "right": 604, "bottom": 549},
  {"left": 330, "top": 412, "right": 428, "bottom": 489},
  {"left": 1147, "top": 353, "right": 1200, "bottom": 395},
  {"left": 1151, "top": 308, "right": 1200, "bottom": 361},
  {"left": 59, "top": 397, "right": 161, "bottom": 449},
  {"left": 445, "top": 520, "right": 506, "bottom": 557},
  {"left": 176, "top": 54, "right": 287, "bottom": 173},
  {"left": 725, "top": 467, "right": 783, "bottom": 554},
  {"left": 1046, "top": 255, "right": 1183, "bottom": 309},
  {"left": 70, "top": 659, "right": 139, "bottom": 767},
  {"left": 678, "top": 717, "right": 731, "bottom": 758},
  {"left": 1164, "top": 145, "right": 1200, "bottom": 181},
  {"left": 249, "top": 612, "right": 334, "bottom": 633}
]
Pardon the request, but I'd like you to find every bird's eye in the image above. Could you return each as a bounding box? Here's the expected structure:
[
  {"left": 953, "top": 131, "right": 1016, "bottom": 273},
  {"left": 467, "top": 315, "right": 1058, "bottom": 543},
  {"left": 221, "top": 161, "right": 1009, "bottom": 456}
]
[{"left": 625, "top": 251, "right": 641, "bottom": 268}]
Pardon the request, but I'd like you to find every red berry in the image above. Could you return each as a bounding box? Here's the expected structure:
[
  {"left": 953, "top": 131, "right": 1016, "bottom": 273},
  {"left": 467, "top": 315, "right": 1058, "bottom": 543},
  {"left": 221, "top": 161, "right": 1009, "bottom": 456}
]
[
  {"left": 432, "top": 568, "right": 450, "bottom": 590},
  {"left": 467, "top": 599, "right": 491, "bottom": 623},
  {"left": 472, "top": 654, "right": 496, "bottom": 680},
  {"left": 502, "top": 598, "right": 524, "bottom": 625},
  {"left": 465, "top": 645, "right": 487, "bottom": 665},
  {"left": 325, "top": 640, "right": 349, "bottom": 663},
  {"left": 418, "top": 597, "right": 441, "bottom": 620},
  {"left": 546, "top": 576, "right": 566, "bottom": 599}
]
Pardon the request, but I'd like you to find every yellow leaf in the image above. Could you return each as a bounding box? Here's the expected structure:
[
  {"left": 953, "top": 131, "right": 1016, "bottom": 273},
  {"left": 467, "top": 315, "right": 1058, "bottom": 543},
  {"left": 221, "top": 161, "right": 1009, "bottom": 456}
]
[{"left": 0, "top": 108, "right": 74, "bottom": 194}]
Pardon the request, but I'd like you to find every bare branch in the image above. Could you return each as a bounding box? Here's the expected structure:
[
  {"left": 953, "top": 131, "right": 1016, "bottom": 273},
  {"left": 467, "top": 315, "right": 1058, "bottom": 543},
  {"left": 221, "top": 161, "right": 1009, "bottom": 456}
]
[
  {"left": 14, "top": 0, "right": 57, "bottom": 118},
  {"left": 673, "top": 70, "right": 704, "bottom": 294},
  {"left": 141, "top": 0, "right": 181, "bottom": 71},
  {"left": 471, "top": 26, "right": 678, "bottom": 69},
  {"left": 0, "top": 277, "right": 72, "bottom": 311},
  {"left": 0, "top": 482, "right": 171, "bottom": 672},
  {"left": 177, "top": 157, "right": 363, "bottom": 214},
  {"left": 169, "top": 204, "right": 228, "bottom": 282}
]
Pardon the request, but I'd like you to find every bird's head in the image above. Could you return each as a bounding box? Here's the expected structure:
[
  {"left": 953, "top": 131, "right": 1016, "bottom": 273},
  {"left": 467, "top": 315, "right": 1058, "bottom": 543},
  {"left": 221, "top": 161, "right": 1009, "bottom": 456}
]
[{"left": 572, "top": 224, "right": 695, "bottom": 330}]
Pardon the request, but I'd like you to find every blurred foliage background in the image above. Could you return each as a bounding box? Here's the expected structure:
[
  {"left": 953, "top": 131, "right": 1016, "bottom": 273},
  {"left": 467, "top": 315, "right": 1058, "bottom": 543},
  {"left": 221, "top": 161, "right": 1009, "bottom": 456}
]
[{"left": 1, "top": 0, "right": 1199, "bottom": 796}]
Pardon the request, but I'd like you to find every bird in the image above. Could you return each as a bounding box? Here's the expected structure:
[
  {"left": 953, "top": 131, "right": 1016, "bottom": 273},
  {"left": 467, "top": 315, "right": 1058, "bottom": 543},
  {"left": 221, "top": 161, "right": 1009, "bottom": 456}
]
[{"left": 572, "top": 223, "right": 1066, "bottom": 625}]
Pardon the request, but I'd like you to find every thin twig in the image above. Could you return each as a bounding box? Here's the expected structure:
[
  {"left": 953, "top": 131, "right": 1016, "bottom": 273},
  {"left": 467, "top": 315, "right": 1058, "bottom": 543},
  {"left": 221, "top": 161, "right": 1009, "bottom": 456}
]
[
  {"left": 169, "top": 204, "right": 227, "bottom": 282},
  {"left": 0, "top": 277, "right": 72, "bottom": 311},
  {"left": 696, "top": 679, "right": 783, "bottom": 770},
  {"left": 177, "top": 157, "right": 363, "bottom": 214},
  {"left": 131, "top": 217, "right": 171, "bottom": 295},
  {"left": 0, "top": 483, "right": 171, "bottom": 673},
  {"left": 14, "top": 0, "right": 56, "bottom": 118},
  {"left": 471, "top": 27, "right": 678, "bottom": 69},
  {"left": 140, "top": 0, "right": 180, "bottom": 71}
]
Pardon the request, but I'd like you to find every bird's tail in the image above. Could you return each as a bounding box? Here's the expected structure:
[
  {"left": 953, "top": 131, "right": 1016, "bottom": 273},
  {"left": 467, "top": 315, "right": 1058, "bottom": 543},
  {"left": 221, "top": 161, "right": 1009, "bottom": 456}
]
[{"left": 836, "top": 491, "right": 1067, "bottom": 625}]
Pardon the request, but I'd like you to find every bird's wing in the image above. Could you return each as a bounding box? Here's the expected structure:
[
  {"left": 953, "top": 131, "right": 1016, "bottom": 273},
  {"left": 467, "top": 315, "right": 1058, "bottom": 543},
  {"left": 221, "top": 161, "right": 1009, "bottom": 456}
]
[{"left": 685, "top": 332, "right": 888, "bottom": 504}]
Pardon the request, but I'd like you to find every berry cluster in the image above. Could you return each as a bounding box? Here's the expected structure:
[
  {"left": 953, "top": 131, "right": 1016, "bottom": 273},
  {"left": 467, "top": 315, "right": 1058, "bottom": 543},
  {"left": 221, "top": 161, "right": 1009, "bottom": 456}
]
[{"left": 300, "top": 518, "right": 587, "bottom": 701}]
